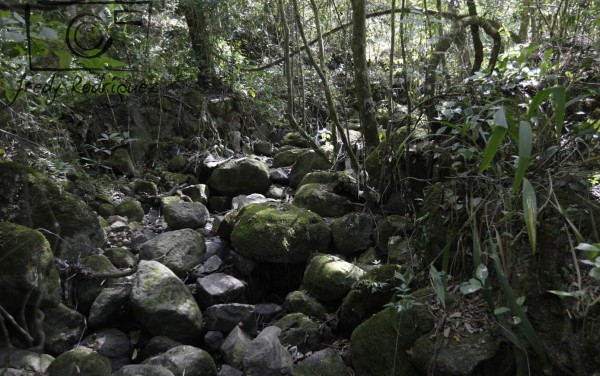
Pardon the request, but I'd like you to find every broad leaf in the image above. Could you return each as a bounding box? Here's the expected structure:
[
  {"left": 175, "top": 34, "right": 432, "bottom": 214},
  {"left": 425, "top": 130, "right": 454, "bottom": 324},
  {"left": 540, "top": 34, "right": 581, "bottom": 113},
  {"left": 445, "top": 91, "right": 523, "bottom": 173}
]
[
  {"left": 479, "top": 126, "right": 507, "bottom": 173},
  {"left": 476, "top": 264, "right": 489, "bottom": 283},
  {"left": 512, "top": 121, "right": 533, "bottom": 193}
]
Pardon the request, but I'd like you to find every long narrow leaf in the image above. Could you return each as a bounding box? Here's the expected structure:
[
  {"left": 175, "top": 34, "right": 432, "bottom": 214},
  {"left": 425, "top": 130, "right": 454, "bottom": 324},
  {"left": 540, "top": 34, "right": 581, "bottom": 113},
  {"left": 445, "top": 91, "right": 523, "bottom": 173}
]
[
  {"left": 527, "top": 87, "right": 553, "bottom": 121},
  {"left": 512, "top": 121, "right": 533, "bottom": 193},
  {"left": 552, "top": 86, "right": 566, "bottom": 140},
  {"left": 479, "top": 126, "right": 508, "bottom": 173},
  {"left": 522, "top": 178, "right": 538, "bottom": 253}
]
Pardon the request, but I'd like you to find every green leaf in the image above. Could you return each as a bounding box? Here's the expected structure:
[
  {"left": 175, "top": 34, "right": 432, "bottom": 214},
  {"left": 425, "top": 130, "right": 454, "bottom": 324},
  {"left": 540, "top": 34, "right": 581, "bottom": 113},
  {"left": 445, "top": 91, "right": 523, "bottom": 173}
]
[
  {"left": 548, "top": 290, "right": 585, "bottom": 298},
  {"left": 522, "top": 178, "right": 538, "bottom": 253},
  {"left": 460, "top": 280, "right": 482, "bottom": 295},
  {"left": 2, "top": 31, "right": 27, "bottom": 42},
  {"left": 493, "top": 106, "right": 509, "bottom": 129},
  {"left": 575, "top": 243, "right": 600, "bottom": 252},
  {"left": 590, "top": 268, "right": 600, "bottom": 280},
  {"left": 476, "top": 264, "right": 489, "bottom": 283},
  {"left": 429, "top": 265, "right": 446, "bottom": 309},
  {"left": 552, "top": 86, "right": 566, "bottom": 140},
  {"left": 479, "top": 126, "right": 508, "bottom": 173},
  {"left": 39, "top": 26, "right": 59, "bottom": 41},
  {"left": 0, "top": 148, "right": 5, "bottom": 155},
  {"left": 527, "top": 88, "right": 553, "bottom": 121},
  {"left": 512, "top": 121, "right": 533, "bottom": 193},
  {"left": 494, "top": 307, "right": 511, "bottom": 315}
]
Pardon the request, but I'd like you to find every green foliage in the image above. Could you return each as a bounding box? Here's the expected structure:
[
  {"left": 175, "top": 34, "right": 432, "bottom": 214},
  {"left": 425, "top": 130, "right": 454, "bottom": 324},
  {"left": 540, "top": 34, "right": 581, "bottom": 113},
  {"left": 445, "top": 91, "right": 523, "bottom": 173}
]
[{"left": 386, "top": 271, "right": 422, "bottom": 315}]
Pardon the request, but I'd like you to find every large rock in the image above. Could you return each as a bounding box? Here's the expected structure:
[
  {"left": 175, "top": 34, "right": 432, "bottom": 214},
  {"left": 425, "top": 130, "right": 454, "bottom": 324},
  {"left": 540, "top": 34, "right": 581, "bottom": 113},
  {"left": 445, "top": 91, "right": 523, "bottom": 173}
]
[
  {"left": 88, "top": 286, "right": 132, "bottom": 327},
  {"left": 46, "top": 347, "right": 112, "bottom": 376},
  {"left": 243, "top": 326, "right": 293, "bottom": 376},
  {"left": 411, "top": 331, "right": 501, "bottom": 375},
  {"left": 293, "top": 183, "right": 353, "bottom": 218},
  {"left": 162, "top": 198, "right": 209, "bottom": 230},
  {"left": 350, "top": 303, "right": 435, "bottom": 376},
  {"left": 374, "top": 215, "right": 411, "bottom": 254},
  {"left": 208, "top": 158, "right": 270, "bottom": 196},
  {"left": 204, "top": 303, "right": 257, "bottom": 335},
  {"left": 196, "top": 273, "right": 246, "bottom": 308},
  {"left": 0, "top": 162, "right": 106, "bottom": 261},
  {"left": 272, "top": 148, "right": 310, "bottom": 168},
  {"left": 0, "top": 222, "right": 61, "bottom": 312},
  {"left": 139, "top": 229, "right": 206, "bottom": 277},
  {"left": 292, "top": 347, "right": 350, "bottom": 376},
  {"left": 302, "top": 254, "right": 364, "bottom": 302},
  {"left": 115, "top": 200, "right": 144, "bottom": 222},
  {"left": 283, "top": 290, "right": 327, "bottom": 320},
  {"left": 289, "top": 151, "right": 331, "bottom": 187},
  {"left": 80, "top": 328, "right": 131, "bottom": 372},
  {"left": 274, "top": 313, "right": 332, "bottom": 353},
  {"left": 131, "top": 260, "right": 204, "bottom": 344},
  {"left": 142, "top": 345, "right": 217, "bottom": 376},
  {"left": 42, "top": 303, "right": 86, "bottom": 356},
  {"left": 230, "top": 204, "right": 330, "bottom": 263},
  {"left": 330, "top": 212, "right": 374, "bottom": 254},
  {"left": 0, "top": 348, "right": 54, "bottom": 374},
  {"left": 113, "top": 365, "right": 175, "bottom": 376},
  {"left": 220, "top": 326, "right": 252, "bottom": 369},
  {"left": 75, "top": 254, "right": 121, "bottom": 313},
  {"left": 339, "top": 264, "right": 398, "bottom": 333}
]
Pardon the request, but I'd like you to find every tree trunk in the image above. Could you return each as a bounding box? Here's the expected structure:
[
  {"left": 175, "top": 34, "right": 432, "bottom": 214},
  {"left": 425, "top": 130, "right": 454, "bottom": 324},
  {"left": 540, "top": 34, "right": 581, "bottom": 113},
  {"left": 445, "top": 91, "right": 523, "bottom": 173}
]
[
  {"left": 350, "top": 0, "right": 379, "bottom": 151},
  {"left": 181, "top": 0, "right": 216, "bottom": 88}
]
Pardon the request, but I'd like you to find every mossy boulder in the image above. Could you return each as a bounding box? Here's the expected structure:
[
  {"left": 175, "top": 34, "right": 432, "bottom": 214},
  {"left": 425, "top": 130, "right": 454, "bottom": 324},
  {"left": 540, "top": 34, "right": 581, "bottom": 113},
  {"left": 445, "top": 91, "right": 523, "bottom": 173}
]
[
  {"left": 293, "top": 183, "right": 353, "bottom": 218},
  {"left": 160, "top": 171, "right": 189, "bottom": 190},
  {"left": 42, "top": 303, "right": 87, "bottom": 356},
  {"left": 302, "top": 254, "right": 365, "bottom": 302},
  {"left": 411, "top": 331, "right": 501, "bottom": 375},
  {"left": 115, "top": 200, "right": 144, "bottom": 222},
  {"left": 104, "top": 247, "right": 136, "bottom": 269},
  {"left": 339, "top": 264, "right": 398, "bottom": 333},
  {"left": 131, "top": 260, "right": 204, "bottom": 344},
  {"left": 108, "top": 148, "right": 136, "bottom": 176},
  {"left": 282, "top": 132, "right": 309, "bottom": 147},
  {"left": 0, "top": 348, "right": 54, "bottom": 374},
  {"left": 273, "top": 148, "right": 310, "bottom": 167},
  {"left": 0, "top": 222, "right": 61, "bottom": 312},
  {"left": 167, "top": 154, "right": 188, "bottom": 172},
  {"left": 142, "top": 345, "right": 217, "bottom": 376},
  {"left": 230, "top": 204, "right": 330, "bottom": 263},
  {"left": 374, "top": 215, "right": 411, "bottom": 254},
  {"left": 133, "top": 179, "right": 159, "bottom": 197},
  {"left": 208, "top": 158, "right": 270, "bottom": 196},
  {"left": 0, "top": 162, "right": 107, "bottom": 261},
  {"left": 350, "top": 302, "right": 435, "bottom": 376},
  {"left": 76, "top": 254, "right": 122, "bottom": 313},
  {"left": 274, "top": 313, "right": 332, "bottom": 353},
  {"left": 283, "top": 290, "right": 327, "bottom": 320},
  {"left": 289, "top": 151, "right": 332, "bottom": 187},
  {"left": 293, "top": 348, "right": 350, "bottom": 376},
  {"left": 46, "top": 347, "right": 111, "bottom": 376}
]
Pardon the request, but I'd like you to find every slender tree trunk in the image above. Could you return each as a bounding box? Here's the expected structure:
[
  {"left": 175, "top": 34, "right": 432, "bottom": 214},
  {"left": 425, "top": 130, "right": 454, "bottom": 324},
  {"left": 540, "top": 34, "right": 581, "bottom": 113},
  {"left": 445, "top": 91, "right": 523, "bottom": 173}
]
[
  {"left": 350, "top": 0, "right": 379, "bottom": 151},
  {"left": 181, "top": 0, "right": 216, "bottom": 88}
]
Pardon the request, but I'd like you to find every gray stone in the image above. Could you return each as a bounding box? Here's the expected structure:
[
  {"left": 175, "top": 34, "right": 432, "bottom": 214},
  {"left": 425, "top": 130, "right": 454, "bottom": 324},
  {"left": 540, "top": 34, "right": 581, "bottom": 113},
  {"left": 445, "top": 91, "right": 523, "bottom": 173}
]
[
  {"left": 141, "top": 336, "right": 182, "bottom": 360},
  {"left": 0, "top": 368, "right": 36, "bottom": 376},
  {"left": 113, "top": 365, "right": 175, "bottom": 376},
  {"left": 231, "top": 193, "right": 275, "bottom": 210},
  {"left": 196, "top": 273, "right": 246, "bottom": 307},
  {"left": 142, "top": 345, "right": 217, "bottom": 376},
  {"left": 139, "top": 229, "right": 206, "bottom": 277},
  {"left": 220, "top": 326, "right": 252, "bottom": 369},
  {"left": 208, "top": 196, "right": 232, "bottom": 213},
  {"left": 218, "top": 365, "right": 244, "bottom": 376},
  {"left": 182, "top": 184, "right": 210, "bottom": 205},
  {"left": 205, "top": 303, "right": 257, "bottom": 335},
  {"left": 0, "top": 348, "right": 54, "bottom": 374},
  {"left": 89, "top": 286, "right": 132, "bottom": 328},
  {"left": 273, "top": 148, "right": 310, "bottom": 168},
  {"left": 265, "top": 185, "right": 290, "bottom": 200},
  {"left": 374, "top": 215, "right": 411, "bottom": 254},
  {"left": 162, "top": 199, "right": 209, "bottom": 230},
  {"left": 292, "top": 347, "right": 350, "bottom": 376},
  {"left": 43, "top": 303, "right": 86, "bottom": 356},
  {"left": 131, "top": 261, "right": 204, "bottom": 344},
  {"left": 80, "top": 328, "right": 130, "bottom": 372},
  {"left": 75, "top": 254, "right": 121, "bottom": 313},
  {"left": 104, "top": 247, "right": 137, "bottom": 269},
  {"left": 243, "top": 326, "right": 293, "bottom": 376},
  {"left": 204, "top": 331, "right": 225, "bottom": 353},
  {"left": 208, "top": 158, "right": 271, "bottom": 196},
  {"left": 230, "top": 204, "right": 330, "bottom": 263},
  {"left": 302, "top": 254, "right": 364, "bottom": 302},
  {"left": 269, "top": 168, "right": 289, "bottom": 184},
  {"left": 194, "top": 255, "right": 224, "bottom": 275},
  {"left": 46, "top": 347, "right": 112, "bottom": 376},
  {"left": 330, "top": 212, "right": 374, "bottom": 254}
]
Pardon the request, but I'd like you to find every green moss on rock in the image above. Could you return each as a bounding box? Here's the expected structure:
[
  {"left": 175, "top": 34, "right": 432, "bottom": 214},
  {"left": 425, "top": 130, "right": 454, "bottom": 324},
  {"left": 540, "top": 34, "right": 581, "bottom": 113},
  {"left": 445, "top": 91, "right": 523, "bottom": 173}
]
[
  {"left": 231, "top": 204, "right": 330, "bottom": 263},
  {"left": 46, "top": 347, "right": 111, "bottom": 376},
  {"left": 302, "top": 254, "right": 365, "bottom": 302},
  {"left": 115, "top": 200, "right": 144, "bottom": 222}
]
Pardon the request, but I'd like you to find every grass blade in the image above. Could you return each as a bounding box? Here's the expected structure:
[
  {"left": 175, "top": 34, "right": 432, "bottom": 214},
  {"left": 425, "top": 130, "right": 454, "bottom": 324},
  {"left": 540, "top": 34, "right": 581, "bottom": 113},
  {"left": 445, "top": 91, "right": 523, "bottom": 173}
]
[
  {"left": 512, "top": 121, "right": 533, "bottom": 193},
  {"left": 522, "top": 178, "right": 538, "bottom": 253}
]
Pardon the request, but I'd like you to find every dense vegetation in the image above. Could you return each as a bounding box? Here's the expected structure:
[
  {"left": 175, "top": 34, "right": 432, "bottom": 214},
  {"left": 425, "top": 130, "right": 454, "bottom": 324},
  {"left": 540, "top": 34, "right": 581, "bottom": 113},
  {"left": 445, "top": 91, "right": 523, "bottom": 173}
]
[{"left": 1, "top": 0, "right": 600, "bottom": 375}]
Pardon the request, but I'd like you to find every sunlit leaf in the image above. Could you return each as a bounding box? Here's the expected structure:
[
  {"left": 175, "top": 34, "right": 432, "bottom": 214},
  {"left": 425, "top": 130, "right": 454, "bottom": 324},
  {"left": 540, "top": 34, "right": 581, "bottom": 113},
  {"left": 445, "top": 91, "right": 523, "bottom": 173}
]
[
  {"left": 548, "top": 290, "right": 585, "bottom": 298},
  {"left": 479, "top": 126, "right": 507, "bottom": 173},
  {"left": 522, "top": 178, "right": 537, "bottom": 253},
  {"left": 476, "top": 264, "right": 488, "bottom": 283},
  {"left": 512, "top": 121, "right": 533, "bottom": 193},
  {"left": 575, "top": 243, "right": 600, "bottom": 252},
  {"left": 527, "top": 87, "right": 553, "bottom": 121},
  {"left": 494, "top": 307, "right": 511, "bottom": 315},
  {"left": 2, "top": 31, "right": 27, "bottom": 42}
]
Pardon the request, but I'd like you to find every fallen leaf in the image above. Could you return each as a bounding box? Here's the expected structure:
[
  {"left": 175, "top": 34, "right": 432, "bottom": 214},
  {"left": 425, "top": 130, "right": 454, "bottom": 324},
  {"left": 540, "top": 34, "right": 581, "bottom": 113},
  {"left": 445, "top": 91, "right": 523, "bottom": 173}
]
[{"left": 443, "top": 327, "right": 450, "bottom": 338}]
